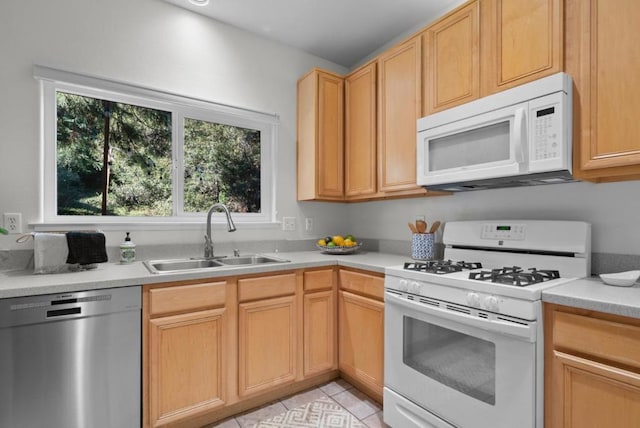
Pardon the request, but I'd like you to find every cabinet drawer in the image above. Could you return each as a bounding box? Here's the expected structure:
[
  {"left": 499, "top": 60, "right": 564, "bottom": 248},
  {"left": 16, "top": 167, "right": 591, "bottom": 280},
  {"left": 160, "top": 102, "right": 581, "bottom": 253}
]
[
  {"left": 149, "top": 281, "right": 226, "bottom": 316},
  {"left": 238, "top": 273, "right": 296, "bottom": 302},
  {"left": 304, "top": 269, "right": 334, "bottom": 292},
  {"left": 339, "top": 270, "right": 384, "bottom": 300},
  {"left": 553, "top": 311, "right": 640, "bottom": 370}
]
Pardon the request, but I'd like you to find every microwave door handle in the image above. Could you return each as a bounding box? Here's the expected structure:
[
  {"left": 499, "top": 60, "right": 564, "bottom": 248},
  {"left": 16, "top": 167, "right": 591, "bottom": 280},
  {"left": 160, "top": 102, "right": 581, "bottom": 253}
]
[{"left": 512, "top": 107, "right": 527, "bottom": 164}]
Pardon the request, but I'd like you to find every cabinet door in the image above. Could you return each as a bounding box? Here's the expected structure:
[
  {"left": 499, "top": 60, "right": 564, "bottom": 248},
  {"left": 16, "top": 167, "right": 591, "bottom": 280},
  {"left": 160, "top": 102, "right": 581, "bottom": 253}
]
[
  {"left": 304, "top": 290, "right": 337, "bottom": 376},
  {"left": 238, "top": 295, "right": 297, "bottom": 397},
  {"left": 345, "top": 62, "right": 377, "bottom": 199},
  {"left": 377, "top": 37, "right": 425, "bottom": 194},
  {"left": 550, "top": 351, "right": 640, "bottom": 428},
  {"left": 567, "top": 0, "right": 640, "bottom": 181},
  {"left": 481, "top": 0, "right": 562, "bottom": 95},
  {"left": 423, "top": 1, "right": 480, "bottom": 114},
  {"left": 296, "top": 69, "right": 344, "bottom": 201},
  {"left": 148, "top": 309, "right": 227, "bottom": 427},
  {"left": 338, "top": 290, "right": 384, "bottom": 399}
]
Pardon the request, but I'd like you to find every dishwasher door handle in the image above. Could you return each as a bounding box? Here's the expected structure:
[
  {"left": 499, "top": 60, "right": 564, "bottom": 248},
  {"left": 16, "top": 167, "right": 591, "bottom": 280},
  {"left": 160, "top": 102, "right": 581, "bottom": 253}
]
[{"left": 47, "top": 307, "right": 81, "bottom": 317}]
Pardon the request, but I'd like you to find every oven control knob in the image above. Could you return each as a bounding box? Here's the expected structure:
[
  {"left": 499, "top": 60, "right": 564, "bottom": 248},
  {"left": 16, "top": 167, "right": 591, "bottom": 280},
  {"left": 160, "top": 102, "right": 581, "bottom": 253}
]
[
  {"left": 466, "top": 292, "right": 481, "bottom": 307},
  {"left": 484, "top": 296, "right": 499, "bottom": 312},
  {"left": 399, "top": 279, "right": 409, "bottom": 291},
  {"left": 410, "top": 281, "right": 421, "bottom": 294}
]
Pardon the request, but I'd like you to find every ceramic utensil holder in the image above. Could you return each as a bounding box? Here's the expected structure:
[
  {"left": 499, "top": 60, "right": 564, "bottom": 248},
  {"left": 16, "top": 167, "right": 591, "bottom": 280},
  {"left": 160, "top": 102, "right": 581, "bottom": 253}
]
[{"left": 411, "top": 233, "right": 434, "bottom": 260}]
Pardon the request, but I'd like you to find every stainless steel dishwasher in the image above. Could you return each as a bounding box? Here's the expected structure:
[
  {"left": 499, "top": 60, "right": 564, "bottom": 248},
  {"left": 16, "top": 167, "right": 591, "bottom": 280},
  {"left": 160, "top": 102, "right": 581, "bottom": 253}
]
[{"left": 0, "top": 286, "right": 141, "bottom": 428}]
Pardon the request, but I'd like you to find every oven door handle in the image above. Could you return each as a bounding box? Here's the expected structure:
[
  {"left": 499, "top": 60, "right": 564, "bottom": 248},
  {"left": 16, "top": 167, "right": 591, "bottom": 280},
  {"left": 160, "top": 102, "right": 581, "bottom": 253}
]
[{"left": 385, "top": 291, "right": 536, "bottom": 342}]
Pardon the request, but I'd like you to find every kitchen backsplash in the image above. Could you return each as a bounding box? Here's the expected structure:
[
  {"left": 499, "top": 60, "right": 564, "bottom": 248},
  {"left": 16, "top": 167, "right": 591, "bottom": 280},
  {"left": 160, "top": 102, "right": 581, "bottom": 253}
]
[{"left": 0, "top": 239, "right": 637, "bottom": 276}]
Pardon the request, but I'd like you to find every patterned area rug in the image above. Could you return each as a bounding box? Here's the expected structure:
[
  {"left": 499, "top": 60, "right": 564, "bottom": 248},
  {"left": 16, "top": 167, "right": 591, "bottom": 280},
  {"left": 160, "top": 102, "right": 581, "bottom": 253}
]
[{"left": 254, "top": 396, "right": 364, "bottom": 428}]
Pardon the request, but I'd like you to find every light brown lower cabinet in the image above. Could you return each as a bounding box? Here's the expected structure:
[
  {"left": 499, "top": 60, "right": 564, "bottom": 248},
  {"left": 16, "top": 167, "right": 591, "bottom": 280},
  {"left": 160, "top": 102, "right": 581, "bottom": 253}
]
[
  {"left": 338, "top": 269, "right": 385, "bottom": 402},
  {"left": 144, "top": 280, "right": 231, "bottom": 428},
  {"left": 143, "top": 267, "right": 382, "bottom": 427},
  {"left": 545, "top": 304, "right": 640, "bottom": 428},
  {"left": 303, "top": 269, "right": 337, "bottom": 377},
  {"left": 238, "top": 273, "right": 298, "bottom": 398}
]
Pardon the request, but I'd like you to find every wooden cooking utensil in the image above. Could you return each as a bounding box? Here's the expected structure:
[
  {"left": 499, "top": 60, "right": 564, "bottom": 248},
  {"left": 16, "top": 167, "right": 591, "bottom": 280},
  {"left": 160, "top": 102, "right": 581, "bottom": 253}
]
[
  {"left": 416, "top": 220, "right": 427, "bottom": 234},
  {"left": 408, "top": 222, "right": 418, "bottom": 233},
  {"left": 429, "top": 221, "right": 441, "bottom": 234}
]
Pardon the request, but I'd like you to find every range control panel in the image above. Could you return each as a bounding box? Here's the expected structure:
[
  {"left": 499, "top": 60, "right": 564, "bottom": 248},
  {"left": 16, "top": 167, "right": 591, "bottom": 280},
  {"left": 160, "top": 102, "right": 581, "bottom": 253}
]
[{"left": 481, "top": 223, "right": 526, "bottom": 241}]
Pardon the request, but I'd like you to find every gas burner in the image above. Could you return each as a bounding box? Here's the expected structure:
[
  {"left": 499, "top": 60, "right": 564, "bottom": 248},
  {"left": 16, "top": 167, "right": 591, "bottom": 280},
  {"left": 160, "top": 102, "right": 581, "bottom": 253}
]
[
  {"left": 404, "top": 260, "right": 483, "bottom": 275},
  {"left": 469, "top": 267, "right": 561, "bottom": 287}
]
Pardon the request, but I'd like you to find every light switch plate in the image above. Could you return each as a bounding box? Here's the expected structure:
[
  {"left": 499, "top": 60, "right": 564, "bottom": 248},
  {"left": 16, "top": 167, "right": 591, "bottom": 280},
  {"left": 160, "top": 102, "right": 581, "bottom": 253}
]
[{"left": 282, "top": 217, "right": 296, "bottom": 231}]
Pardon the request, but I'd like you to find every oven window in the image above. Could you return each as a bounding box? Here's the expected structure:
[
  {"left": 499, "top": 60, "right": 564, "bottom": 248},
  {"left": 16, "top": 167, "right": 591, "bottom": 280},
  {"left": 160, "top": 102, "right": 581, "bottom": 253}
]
[{"left": 403, "top": 316, "right": 496, "bottom": 405}]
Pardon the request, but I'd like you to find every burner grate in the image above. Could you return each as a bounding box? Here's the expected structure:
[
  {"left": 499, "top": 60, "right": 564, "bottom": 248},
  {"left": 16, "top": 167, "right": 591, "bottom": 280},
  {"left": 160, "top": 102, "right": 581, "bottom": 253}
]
[
  {"left": 469, "top": 267, "right": 561, "bottom": 287},
  {"left": 404, "top": 260, "right": 482, "bottom": 275}
]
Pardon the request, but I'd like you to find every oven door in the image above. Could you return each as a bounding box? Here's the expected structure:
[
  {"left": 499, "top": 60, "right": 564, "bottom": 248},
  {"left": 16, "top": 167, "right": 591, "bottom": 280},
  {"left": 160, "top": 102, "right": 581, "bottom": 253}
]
[{"left": 384, "top": 290, "right": 537, "bottom": 428}]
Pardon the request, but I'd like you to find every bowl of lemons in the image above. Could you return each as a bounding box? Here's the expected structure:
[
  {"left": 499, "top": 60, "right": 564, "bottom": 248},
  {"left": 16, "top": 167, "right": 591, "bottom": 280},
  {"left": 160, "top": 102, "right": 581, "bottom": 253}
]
[{"left": 316, "top": 234, "right": 362, "bottom": 254}]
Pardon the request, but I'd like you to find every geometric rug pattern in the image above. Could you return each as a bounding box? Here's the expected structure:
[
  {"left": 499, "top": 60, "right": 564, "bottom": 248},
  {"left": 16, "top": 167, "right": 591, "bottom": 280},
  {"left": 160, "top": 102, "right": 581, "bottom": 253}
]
[{"left": 254, "top": 396, "right": 365, "bottom": 428}]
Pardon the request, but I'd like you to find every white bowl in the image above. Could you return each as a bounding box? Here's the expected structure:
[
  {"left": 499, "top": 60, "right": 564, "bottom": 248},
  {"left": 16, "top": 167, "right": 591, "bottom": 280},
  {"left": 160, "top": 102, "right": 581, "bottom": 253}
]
[{"left": 599, "top": 270, "right": 640, "bottom": 287}]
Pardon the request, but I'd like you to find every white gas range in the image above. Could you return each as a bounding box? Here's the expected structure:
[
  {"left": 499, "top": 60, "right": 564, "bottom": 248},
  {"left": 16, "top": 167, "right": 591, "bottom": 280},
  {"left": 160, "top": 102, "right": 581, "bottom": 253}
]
[{"left": 383, "top": 220, "right": 591, "bottom": 428}]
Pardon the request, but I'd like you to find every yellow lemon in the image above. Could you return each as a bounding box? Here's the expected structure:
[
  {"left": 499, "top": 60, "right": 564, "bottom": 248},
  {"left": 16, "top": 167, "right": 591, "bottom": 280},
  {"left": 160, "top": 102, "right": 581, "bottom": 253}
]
[
  {"left": 344, "top": 238, "right": 354, "bottom": 247},
  {"left": 332, "top": 235, "right": 345, "bottom": 246},
  {"left": 317, "top": 239, "right": 327, "bottom": 246}
]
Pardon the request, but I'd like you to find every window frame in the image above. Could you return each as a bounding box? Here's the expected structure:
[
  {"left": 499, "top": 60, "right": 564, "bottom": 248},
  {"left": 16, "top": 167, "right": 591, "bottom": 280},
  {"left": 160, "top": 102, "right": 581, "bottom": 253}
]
[{"left": 35, "top": 66, "right": 278, "bottom": 227}]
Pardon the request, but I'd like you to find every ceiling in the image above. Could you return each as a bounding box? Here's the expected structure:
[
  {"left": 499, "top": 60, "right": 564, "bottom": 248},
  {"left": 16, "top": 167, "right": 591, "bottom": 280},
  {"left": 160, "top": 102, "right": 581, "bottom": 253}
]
[{"left": 162, "top": 0, "right": 466, "bottom": 68}]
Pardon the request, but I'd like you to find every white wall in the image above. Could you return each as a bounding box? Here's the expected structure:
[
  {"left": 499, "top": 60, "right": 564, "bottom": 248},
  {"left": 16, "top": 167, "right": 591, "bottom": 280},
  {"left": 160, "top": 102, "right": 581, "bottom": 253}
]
[
  {"left": 2, "top": 0, "right": 639, "bottom": 257},
  {"left": 0, "top": 0, "right": 348, "bottom": 250},
  {"left": 347, "top": 180, "right": 640, "bottom": 255}
]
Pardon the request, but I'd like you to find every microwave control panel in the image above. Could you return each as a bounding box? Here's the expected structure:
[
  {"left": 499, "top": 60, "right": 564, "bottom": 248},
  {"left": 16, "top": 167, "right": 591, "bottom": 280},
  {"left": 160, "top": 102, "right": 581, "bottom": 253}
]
[
  {"left": 533, "top": 106, "right": 561, "bottom": 160},
  {"left": 531, "top": 100, "right": 563, "bottom": 162}
]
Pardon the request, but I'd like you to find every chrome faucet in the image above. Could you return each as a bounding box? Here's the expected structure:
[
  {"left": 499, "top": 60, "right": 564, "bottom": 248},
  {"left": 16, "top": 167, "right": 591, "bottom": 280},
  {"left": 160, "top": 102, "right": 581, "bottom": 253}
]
[{"left": 204, "top": 203, "right": 236, "bottom": 258}]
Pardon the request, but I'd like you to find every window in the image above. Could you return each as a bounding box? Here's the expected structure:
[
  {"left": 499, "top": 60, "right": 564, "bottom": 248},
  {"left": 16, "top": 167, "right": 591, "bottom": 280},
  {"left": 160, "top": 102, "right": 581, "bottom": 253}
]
[{"left": 36, "top": 66, "right": 278, "bottom": 226}]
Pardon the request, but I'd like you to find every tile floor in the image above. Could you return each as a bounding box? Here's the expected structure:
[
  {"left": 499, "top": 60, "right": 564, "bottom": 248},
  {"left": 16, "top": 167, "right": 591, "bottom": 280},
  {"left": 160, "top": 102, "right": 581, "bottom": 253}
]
[{"left": 207, "top": 379, "right": 388, "bottom": 428}]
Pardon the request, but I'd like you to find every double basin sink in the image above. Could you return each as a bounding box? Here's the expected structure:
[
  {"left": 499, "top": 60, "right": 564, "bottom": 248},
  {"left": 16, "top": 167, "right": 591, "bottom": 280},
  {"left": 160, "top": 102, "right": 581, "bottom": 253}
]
[{"left": 144, "top": 254, "right": 290, "bottom": 274}]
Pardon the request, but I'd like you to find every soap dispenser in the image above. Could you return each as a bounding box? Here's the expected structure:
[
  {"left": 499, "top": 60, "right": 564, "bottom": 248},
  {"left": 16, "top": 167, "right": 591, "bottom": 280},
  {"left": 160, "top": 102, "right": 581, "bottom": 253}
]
[{"left": 120, "top": 232, "right": 136, "bottom": 264}]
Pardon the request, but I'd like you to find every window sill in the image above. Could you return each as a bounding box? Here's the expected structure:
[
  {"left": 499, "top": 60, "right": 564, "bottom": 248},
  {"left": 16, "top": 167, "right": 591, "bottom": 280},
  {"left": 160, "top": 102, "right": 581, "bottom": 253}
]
[{"left": 31, "top": 220, "right": 282, "bottom": 232}]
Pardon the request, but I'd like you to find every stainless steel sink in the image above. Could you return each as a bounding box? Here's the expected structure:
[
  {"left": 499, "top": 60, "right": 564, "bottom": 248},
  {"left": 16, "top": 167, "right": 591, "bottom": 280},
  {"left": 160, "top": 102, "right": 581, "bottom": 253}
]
[
  {"left": 144, "top": 254, "right": 289, "bottom": 274},
  {"left": 144, "top": 258, "right": 224, "bottom": 274},
  {"left": 218, "top": 255, "right": 289, "bottom": 266}
]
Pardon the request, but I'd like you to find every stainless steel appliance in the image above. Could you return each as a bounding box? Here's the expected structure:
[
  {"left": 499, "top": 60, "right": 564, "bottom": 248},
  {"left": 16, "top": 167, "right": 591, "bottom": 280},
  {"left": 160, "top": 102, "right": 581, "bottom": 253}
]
[
  {"left": 384, "top": 220, "right": 591, "bottom": 428},
  {"left": 0, "top": 286, "right": 141, "bottom": 428},
  {"left": 417, "top": 73, "right": 573, "bottom": 191}
]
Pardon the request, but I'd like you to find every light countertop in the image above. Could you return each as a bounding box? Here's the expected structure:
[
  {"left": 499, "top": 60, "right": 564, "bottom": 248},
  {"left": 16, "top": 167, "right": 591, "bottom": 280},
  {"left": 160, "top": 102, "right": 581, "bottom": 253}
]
[
  {"left": 0, "top": 251, "right": 409, "bottom": 299},
  {"left": 542, "top": 276, "right": 640, "bottom": 319},
  {"left": 3, "top": 252, "right": 640, "bottom": 320}
]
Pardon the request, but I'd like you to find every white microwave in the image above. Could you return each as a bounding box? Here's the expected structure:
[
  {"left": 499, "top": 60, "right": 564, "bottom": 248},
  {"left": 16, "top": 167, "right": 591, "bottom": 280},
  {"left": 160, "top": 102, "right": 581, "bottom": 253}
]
[{"left": 417, "top": 73, "right": 573, "bottom": 192}]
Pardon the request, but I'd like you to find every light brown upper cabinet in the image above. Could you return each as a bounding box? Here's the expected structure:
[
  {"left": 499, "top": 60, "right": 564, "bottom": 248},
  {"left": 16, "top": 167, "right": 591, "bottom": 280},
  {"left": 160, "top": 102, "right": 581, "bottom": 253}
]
[
  {"left": 566, "top": 0, "right": 640, "bottom": 181},
  {"left": 377, "top": 37, "right": 427, "bottom": 195},
  {"left": 423, "top": 0, "right": 480, "bottom": 114},
  {"left": 297, "top": 69, "right": 344, "bottom": 201},
  {"left": 345, "top": 62, "right": 378, "bottom": 200},
  {"left": 481, "top": 0, "right": 562, "bottom": 95}
]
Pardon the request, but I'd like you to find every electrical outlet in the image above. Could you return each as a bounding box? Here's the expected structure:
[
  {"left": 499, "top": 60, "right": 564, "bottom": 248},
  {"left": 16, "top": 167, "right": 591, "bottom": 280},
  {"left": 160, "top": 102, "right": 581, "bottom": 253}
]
[
  {"left": 305, "top": 218, "right": 313, "bottom": 232},
  {"left": 416, "top": 215, "right": 426, "bottom": 222},
  {"left": 282, "top": 217, "right": 296, "bottom": 231},
  {"left": 3, "top": 213, "right": 22, "bottom": 234}
]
